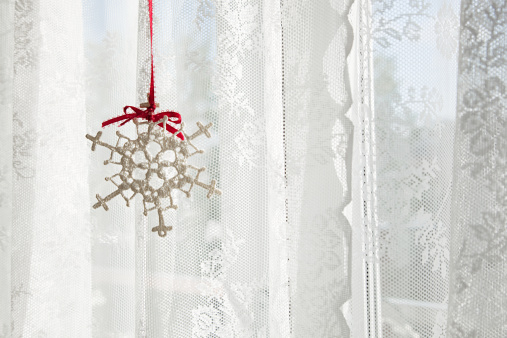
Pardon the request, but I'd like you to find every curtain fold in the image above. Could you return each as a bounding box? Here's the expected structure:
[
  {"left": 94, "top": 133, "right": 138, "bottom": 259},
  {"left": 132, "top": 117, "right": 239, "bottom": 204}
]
[
  {"left": 359, "top": 0, "right": 460, "bottom": 336},
  {"left": 1, "top": 0, "right": 507, "bottom": 337},
  {"left": 280, "top": 0, "right": 353, "bottom": 336}
]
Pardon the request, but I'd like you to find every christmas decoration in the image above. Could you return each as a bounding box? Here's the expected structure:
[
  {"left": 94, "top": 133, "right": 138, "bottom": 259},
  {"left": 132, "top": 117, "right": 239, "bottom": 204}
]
[{"left": 85, "top": 0, "right": 220, "bottom": 237}]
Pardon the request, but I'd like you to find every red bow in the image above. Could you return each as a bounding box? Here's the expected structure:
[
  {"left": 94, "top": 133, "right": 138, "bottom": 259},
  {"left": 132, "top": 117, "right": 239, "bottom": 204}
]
[{"left": 102, "top": 105, "right": 185, "bottom": 140}]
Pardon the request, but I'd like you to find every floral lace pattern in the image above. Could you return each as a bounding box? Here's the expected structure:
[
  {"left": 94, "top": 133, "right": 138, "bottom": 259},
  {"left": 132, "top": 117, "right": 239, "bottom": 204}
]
[
  {"left": 366, "top": 0, "right": 461, "bottom": 336},
  {"left": 232, "top": 120, "right": 264, "bottom": 170},
  {"left": 448, "top": 0, "right": 507, "bottom": 336},
  {"left": 192, "top": 228, "right": 256, "bottom": 337},
  {"left": 13, "top": 112, "right": 35, "bottom": 179},
  {"left": 435, "top": 2, "right": 459, "bottom": 59},
  {"left": 372, "top": 0, "right": 431, "bottom": 48},
  {"left": 0, "top": 0, "right": 13, "bottom": 334},
  {"left": 13, "top": 0, "right": 37, "bottom": 73}
]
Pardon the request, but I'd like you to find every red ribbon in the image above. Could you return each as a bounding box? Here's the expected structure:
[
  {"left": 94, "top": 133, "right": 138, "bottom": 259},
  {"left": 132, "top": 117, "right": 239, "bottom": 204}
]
[
  {"left": 102, "top": 106, "right": 184, "bottom": 140},
  {"left": 101, "top": 0, "right": 185, "bottom": 141}
]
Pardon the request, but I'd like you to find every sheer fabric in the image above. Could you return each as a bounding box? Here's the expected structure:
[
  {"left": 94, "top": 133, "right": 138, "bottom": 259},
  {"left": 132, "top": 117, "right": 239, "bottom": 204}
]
[
  {"left": 448, "top": 0, "right": 507, "bottom": 336},
  {"left": 1, "top": 0, "right": 507, "bottom": 337},
  {"left": 364, "top": 0, "right": 459, "bottom": 336}
]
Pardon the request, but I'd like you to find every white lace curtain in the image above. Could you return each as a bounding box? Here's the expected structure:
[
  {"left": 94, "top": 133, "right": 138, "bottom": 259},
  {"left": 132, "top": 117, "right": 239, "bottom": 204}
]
[{"left": 1, "top": 0, "right": 506, "bottom": 337}]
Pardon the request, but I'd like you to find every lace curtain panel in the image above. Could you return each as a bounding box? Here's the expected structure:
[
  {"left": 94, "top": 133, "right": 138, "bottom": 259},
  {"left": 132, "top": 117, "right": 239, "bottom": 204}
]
[{"left": 0, "top": 0, "right": 506, "bottom": 337}]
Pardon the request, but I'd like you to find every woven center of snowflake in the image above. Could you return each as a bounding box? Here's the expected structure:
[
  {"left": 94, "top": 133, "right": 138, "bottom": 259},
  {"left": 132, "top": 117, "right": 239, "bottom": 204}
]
[
  {"left": 118, "top": 127, "right": 189, "bottom": 202},
  {"left": 86, "top": 118, "right": 221, "bottom": 237}
]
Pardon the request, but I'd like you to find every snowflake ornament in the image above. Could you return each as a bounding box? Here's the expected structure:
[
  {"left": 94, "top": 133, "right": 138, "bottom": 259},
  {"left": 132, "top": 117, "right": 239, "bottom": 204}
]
[{"left": 86, "top": 111, "right": 221, "bottom": 237}]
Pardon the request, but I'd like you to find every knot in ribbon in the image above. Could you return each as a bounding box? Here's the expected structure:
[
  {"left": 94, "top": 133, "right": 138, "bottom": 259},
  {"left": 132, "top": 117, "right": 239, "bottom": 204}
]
[{"left": 102, "top": 105, "right": 185, "bottom": 141}]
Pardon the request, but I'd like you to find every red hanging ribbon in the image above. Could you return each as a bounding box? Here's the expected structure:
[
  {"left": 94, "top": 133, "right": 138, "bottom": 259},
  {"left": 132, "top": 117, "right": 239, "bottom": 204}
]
[{"left": 101, "top": 0, "right": 184, "bottom": 141}]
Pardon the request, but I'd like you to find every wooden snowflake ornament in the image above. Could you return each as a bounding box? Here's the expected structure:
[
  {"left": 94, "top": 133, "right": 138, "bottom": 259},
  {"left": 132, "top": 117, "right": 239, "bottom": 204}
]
[{"left": 86, "top": 104, "right": 221, "bottom": 237}]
